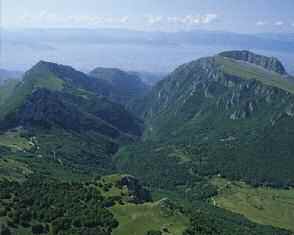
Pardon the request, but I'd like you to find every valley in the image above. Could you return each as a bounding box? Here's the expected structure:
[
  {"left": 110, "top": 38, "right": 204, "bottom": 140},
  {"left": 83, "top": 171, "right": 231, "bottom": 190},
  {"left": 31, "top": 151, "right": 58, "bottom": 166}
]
[{"left": 0, "top": 50, "right": 294, "bottom": 235}]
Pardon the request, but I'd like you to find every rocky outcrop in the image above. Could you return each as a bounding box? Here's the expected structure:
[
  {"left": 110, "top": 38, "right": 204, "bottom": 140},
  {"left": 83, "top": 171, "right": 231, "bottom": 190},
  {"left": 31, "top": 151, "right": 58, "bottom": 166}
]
[
  {"left": 116, "top": 175, "right": 152, "bottom": 203},
  {"left": 219, "top": 50, "right": 287, "bottom": 75}
]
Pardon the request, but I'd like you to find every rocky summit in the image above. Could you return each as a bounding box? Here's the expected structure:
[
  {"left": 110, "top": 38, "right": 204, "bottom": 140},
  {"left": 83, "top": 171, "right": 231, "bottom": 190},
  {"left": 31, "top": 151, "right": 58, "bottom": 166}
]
[{"left": 219, "top": 50, "right": 288, "bottom": 75}]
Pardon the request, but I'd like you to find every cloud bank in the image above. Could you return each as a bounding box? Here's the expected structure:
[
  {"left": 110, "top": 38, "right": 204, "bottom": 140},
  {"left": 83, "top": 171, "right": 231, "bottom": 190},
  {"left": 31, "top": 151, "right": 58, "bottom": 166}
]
[
  {"left": 147, "top": 14, "right": 218, "bottom": 26},
  {"left": 18, "top": 11, "right": 219, "bottom": 28},
  {"left": 19, "top": 10, "right": 130, "bottom": 27}
]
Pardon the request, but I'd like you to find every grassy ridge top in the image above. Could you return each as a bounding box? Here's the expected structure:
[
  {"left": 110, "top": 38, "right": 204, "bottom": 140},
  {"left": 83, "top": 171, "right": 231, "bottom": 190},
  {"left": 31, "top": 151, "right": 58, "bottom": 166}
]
[{"left": 215, "top": 55, "right": 294, "bottom": 94}]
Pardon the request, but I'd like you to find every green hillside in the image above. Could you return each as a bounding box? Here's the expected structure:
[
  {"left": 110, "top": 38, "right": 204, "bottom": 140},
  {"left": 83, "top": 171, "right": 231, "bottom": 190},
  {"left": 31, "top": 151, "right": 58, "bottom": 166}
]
[
  {"left": 125, "top": 51, "right": 294, "bottom": 188},
  {"left": 0, "top": 80, "right": 19, "bottom": 106},
  {"left": 1, "top": 52, "right": 294, "bottom": 235},
  {"left": 114, "top": 51, "right": 294, "bottom": 233},
  {"left": 111, "top": 201, "right": 188, "bottom": 235},
  {"left": 0, "top": 61, "right": 143, "bottom": 176},
  {"left": 212, "top": 177, "right": 294, "bottom": 232}
]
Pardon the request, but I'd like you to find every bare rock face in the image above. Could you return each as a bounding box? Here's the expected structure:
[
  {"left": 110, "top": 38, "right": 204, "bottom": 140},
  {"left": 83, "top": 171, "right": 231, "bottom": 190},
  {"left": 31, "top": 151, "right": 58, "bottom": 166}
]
[{"left": 219, "top": 50, "right": 287, "bottom": 75}]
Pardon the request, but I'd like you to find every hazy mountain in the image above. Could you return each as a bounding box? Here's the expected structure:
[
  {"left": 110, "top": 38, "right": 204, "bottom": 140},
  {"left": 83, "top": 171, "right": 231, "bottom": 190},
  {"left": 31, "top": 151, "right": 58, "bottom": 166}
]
[
  {"left": 2, "top": 28, "right": 294, "bottom": 74},
  {"left": 89, "top": 67, "right": 150, "bottom": 106},
  {"left": 0, "top": 68, "right": 22, "bottom": 84},
  {"left": 128, "top": 71, "right": 165, "bottom": 86}
]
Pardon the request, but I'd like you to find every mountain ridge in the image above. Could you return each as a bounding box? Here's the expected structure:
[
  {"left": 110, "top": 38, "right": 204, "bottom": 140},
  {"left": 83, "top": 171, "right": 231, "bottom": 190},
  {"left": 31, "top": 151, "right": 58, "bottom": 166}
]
[
  {"left": 218, "top": 50, "right": 288, "bottom": 75},
  {"left": 1, "top": 51, "right": 294, "bottom": 235},
  {"left": 119, "top": 50, "right": 294, "bottom": 189}
]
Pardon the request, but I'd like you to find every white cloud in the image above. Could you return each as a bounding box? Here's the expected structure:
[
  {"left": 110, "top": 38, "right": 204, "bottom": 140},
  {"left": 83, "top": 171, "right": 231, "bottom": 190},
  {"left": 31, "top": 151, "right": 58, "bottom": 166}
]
[
  {"left": 146, "top": 15, "right": 163, "bottom": 25},
  {"left": 166, "top": 14, "right": 218, "bottom": 26},
  {"left": 201, "top": 14, "right": 218, "bottom": 24},
  {"left": 17, "top": 11, "right": 130, "bottom": 27},
  {"left": 120, "top": 16, "right": 129, "bottom": 24},
  {"left": 274, "top": 21, "right": 284, "bottom": 26},
  {"left": 17, "top": 11, "right": 219, "bottom": 29},
  {"left": 256, "top": 21, "right": 267, "bottom": 26},
  {"left": 20, "top": 14, "right": 33, "bottom": 23}
]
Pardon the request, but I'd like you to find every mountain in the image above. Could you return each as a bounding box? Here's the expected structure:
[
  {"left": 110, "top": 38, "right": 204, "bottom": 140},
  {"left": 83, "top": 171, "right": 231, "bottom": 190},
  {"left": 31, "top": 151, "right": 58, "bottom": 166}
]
[
  {"left": 0, "top": 57, "right": 293, "bottom": 235},
  {"left": 113, "top": 50, "right": 294, "bottom": 233},
  {"left": 0, "top": 61, "right": 149, "bottom": 117},
  {"left": 4, "top": 29, "right": 294, "bottom": 52},
  {"left": 89, "top": 67, "right": 150, "bottom": 106},
  {"left": 0, "top": 69, "right": 22, "bottom": 85},
  {"left": 128, "top": 71, "right": 165, "bottom": 86},
  {"left": 0, "top": 61, "right": 142, "bottom": 172},
  {"left": 3, "top": 29, "right": 294, "bottom": 75},
  {"left": 219, "top": 50, "right": 288, "bottom": 75},
  {"left": 118, "top": 50, "right": 294, "bottom": 190}
]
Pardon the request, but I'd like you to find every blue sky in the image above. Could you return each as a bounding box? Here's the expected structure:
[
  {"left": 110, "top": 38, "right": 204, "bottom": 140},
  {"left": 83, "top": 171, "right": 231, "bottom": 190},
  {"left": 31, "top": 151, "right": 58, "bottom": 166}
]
[{"left": 2, "top": 0, "right": 294, "bottom": 33}]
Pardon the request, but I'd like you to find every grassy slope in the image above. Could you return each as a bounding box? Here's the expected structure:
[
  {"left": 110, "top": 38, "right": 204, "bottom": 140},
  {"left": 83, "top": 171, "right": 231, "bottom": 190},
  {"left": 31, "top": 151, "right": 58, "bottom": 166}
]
[
  {"left": 0, "top": 72, "right": 64, "bottom": 119},
  {"left": 111, "top": 202, "right": 188, "bottom": 235},
  {"left": 216, "top": 56, "right": 294, "bottom": 94},
  {"left": 0, "top": 129, "right": 32, "bottom": 152},
  {"left": 100, "top": 174, "right": 189, "bottom": 235},
  {"left": 0, "top": 157, "right": 33, "bottom": 182},
  {"left": 211, "top": 177, "right": 294, "bottom": 232},
  {"left": 0, "top": 80, "right": 19, "bottom": 106},
  {"left": 0, "top": 129, "right": 96, "bottom": 182}
]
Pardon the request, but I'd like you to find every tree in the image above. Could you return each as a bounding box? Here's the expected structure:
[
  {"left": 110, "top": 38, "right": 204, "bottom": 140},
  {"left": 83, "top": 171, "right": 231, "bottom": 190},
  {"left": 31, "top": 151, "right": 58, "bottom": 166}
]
[
  {"left": 32, "top": 224, "right": 44, "bottom": 234},
  {"left": 146, "top": 230, "right": 162, "bottom": 235},
  {"left": 1, "top": 226, "right": 11, "bottom": 235}
]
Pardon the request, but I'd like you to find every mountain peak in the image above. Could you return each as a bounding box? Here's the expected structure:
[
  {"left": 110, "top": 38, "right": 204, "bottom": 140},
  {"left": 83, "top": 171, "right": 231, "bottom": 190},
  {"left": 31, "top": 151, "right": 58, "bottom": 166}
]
[
  {"left": 36, "top": 60, "right": 54, "bottom": 66},
  {"left": 30, "top": 60, "right": 73, "bottom": 73},
  {"left": 218, "top": 50, "right": 287, "bottom": 75},
  {"left": 32, "top": 60, "right": 58, "bottom": 69},
  {"left": 25, "top": 60, "right": 91, "bottom": 86}
]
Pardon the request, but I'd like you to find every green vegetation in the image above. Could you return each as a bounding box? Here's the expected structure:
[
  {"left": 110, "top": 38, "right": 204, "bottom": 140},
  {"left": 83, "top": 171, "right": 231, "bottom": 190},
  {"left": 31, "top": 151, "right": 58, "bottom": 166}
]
[
  {"left": 0, "top": 67, "right": 64, "bottom": 119},
  {"left": 212, "top": 177, "right": 294, "bottom": 232},
  {"left": 111, "top": 200, "right": 188, "bottom": 235},
  {"left": 0, "top": 157, "right": 33, "bottom": 182},
  {"left": 89, "top": 67, "right": 150, "bottom": 107},
  {"left": 0, "top": 80, "right": 19, "bottom": 106},
  {"left": 129, "top": 52, "right": 294, "bottom": 188},
  {"left": 0, "top": 129, "right": 32, "bottom": 152},
  {"left": 2, "top": 52, "right": 294, "bottom": 235},
  {"left": 184, "top": 202, "right": 291, "bottom": 235},
  {"left": 0, "top": 176, "right": 118, "bottom": 235},
  {"left": 93, "top": 174, "right": 188, "bottom": 235}
]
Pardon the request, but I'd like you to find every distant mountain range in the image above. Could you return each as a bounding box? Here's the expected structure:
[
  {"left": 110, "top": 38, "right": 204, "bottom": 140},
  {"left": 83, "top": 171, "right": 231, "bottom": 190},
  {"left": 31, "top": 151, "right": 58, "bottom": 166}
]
[
  {"left": 0, "top": 69, "right": 22, "bottom": 84},
  {"left": 3, "top": 28, "right": 294, "bottom": 52},
  {"left": 1, "top": 28, "right": 294, "bottom": 74}
]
